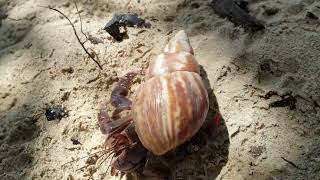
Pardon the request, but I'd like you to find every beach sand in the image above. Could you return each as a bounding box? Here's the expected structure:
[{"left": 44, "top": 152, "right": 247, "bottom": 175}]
[{"left": 0, "top": 0, "right": 320, "bottom": 179}]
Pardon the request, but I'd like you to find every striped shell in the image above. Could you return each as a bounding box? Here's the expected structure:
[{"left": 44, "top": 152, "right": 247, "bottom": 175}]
[{"left": 132, "top": 31, "right": 209, "bottom": 155}]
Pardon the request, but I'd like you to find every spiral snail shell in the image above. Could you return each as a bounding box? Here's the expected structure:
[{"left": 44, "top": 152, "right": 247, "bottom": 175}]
[{"left": 132, "top": 31, "right": 209, "bottom": 155}]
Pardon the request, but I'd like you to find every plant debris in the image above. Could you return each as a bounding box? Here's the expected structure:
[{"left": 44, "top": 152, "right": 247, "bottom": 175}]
[
  {"left": 269, "top": 95, "right": 297, "bottom": 110},
  {"left": 281, "top": 157, "right": 307, "bottom": 170},
  {"left": 45, "top": 105, "right": 67, "bottom": 121},
  {"left": 258, "top": 91, "right": 297, "bottom": 110},
  {"left": 210, "top": 0, "right": 264, "bottom": 32},
  {"left": 259, "top": 91, "right": 278, "bottom": 99},
  {"left": 103, "top": 14, "right": 148, "bottom": 41}
]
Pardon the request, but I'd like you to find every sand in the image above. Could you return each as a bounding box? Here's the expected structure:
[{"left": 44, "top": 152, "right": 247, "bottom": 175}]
[{"left": 0, "top": 0, "right": 320, "bottom": 179}]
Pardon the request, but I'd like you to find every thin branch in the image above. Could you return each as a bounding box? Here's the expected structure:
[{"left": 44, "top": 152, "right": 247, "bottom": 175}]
[
  {"left": 61, "top": 150, "right": 105, "bottom": 166},
  {"left": 73, "top": 0, "right": 88, "bottom": 43},
  {"left": 281, "top": 157, "right": 307, "bottom": 170},
  {"left": 41, "top": 5, "right": 103, "bottom": 70}
]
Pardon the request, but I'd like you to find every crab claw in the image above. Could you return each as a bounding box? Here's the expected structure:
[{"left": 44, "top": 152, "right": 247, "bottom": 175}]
[{"left": 112, "top": 143, "right": 147, "bottom": 172}]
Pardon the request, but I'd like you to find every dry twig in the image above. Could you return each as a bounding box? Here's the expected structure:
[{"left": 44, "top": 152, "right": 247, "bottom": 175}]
[{"left": 281, "top": 157, "right": 307, "bottom": 170}]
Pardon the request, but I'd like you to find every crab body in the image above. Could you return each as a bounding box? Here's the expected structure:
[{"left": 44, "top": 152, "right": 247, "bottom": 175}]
[{"left": 98, "top": 30, "right": 210, "bottom": 178}]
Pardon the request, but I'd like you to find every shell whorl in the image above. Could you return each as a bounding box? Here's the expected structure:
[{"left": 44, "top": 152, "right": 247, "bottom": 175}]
[
  {"left": 133, "top": 30, "right": 209, "bottom": 155},
  {"left": 133, "top": 71, "right": 209, "bottom": 155}
]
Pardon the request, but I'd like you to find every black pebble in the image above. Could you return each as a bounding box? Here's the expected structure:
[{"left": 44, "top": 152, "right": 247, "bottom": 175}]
[{"left": 45, "top": 105, "right": 67, "bottom": 121}]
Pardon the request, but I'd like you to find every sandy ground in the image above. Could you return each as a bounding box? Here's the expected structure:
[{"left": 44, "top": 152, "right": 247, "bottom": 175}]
[{"left": 0, "top": 0, "right": 320, "bottom": 179}]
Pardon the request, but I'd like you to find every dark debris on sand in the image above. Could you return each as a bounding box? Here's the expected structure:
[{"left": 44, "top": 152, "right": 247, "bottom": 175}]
[{"left": 103, "top": 14, "right": 149, "bottom": 41}]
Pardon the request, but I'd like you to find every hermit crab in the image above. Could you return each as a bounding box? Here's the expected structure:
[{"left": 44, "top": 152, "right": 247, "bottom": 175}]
[{"left": 98, "top": 30, "right": 213, "bottom": 178}]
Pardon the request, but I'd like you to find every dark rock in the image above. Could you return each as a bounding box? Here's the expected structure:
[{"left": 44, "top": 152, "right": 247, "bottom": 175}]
[
  {"left": 103, "top": 14, "right": 148, "bottom": 41},
  {"left": 45, "top": 105, "right": 67, "bottom": 121},
  {"left": 306, "top": 11, "right": 319, "bottom": 20}
]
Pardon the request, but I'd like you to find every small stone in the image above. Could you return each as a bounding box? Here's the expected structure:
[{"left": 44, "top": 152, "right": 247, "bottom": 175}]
[
  {"left": 24, "top": 43, "right": 32, "bottom": 49},
  {"left": 61, "top": 92, "right": 71, "bottom": 101},
  {"left": 1, "top": 92, "right": 10, "bottom": 99},
  {"left": 264, "top": 7, "right": 280, "bottom": 16},
  {"left": 256, "top": 123, "right": 265, "bottom": 130},
  {"left": 70, "top": 138, "right": 81, "bottom": 145},
  {"left": 62, "top": 2, "right": 71, "bottom": 7},
  {"left": 61, "top": 67, "right": 74, "bottom": 74},
  {"left": 191, "top": 3, "right": 200, "bottom": 9},
  {"left": 164, "top": 16, "right": 175, "bottom": 22}
]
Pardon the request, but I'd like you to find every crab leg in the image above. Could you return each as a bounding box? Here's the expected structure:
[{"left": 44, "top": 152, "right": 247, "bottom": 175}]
[
  {"left": 98, "top": 71, "right": 138, "bottom": 134},
  {"left": 111, "top": 71, "right": 138, "bottom": 112},
  {"left": 98, "top": 108, "right": 133, "bottom": 135},
  {"left": 112, "top": 142, "right": 147, "bottom": 172}
]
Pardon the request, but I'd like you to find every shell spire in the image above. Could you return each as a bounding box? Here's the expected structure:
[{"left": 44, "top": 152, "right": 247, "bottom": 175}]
[
  {"left": 146, "top": 30, "right": 199, "bottom": 79},
  {"left": 163, "top": 30, "right": 194, "bottom": 55}
]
